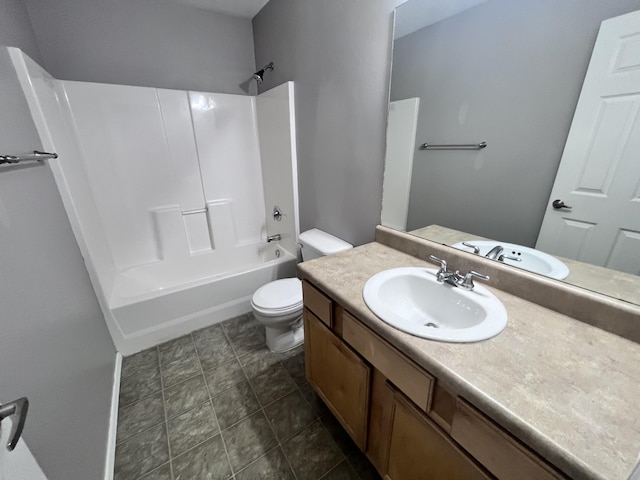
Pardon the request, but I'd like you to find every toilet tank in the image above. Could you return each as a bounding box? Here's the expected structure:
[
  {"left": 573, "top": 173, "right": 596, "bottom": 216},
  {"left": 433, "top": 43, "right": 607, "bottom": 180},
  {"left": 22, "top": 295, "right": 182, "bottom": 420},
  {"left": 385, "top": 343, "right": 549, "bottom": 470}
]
[{"left": 299, "top": 229, "right": 353, "bottom": 261}]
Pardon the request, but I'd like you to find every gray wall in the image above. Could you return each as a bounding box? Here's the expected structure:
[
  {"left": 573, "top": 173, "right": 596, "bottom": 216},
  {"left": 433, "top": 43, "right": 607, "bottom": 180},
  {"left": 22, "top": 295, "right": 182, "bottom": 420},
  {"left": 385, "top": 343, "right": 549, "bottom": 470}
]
[
  {"left": 0, "top": 5, "right": 116, "bottom": 479},
  {"left": 253, "top": 0, "right": 404, "bottom": 246},
  {"left": 25, "top": 0, "right": 256, "bottom": 94},
  {"left": 0, "top": 0, "right": 43, "bottom": 64},
  {"left": 392, "top": 0, "right": 640, "bottom": 246}
]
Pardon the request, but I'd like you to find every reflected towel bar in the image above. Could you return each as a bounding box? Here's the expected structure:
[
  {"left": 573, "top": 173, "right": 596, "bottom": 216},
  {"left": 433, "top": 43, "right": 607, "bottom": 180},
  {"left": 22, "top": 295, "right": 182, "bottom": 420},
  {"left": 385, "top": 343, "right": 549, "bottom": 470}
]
[
  {"left": 419, "top": 142, "right": 487, "bottom": 150},
  {"left": 0, "top": 150, "right": 58, "bottom": 165}
]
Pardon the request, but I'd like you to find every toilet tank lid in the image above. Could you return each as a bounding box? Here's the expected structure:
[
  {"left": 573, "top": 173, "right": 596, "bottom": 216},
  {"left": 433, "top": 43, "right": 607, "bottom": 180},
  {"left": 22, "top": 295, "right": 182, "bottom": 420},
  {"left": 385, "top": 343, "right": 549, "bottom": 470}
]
[{"left": 299, "top": 228, "right": 353, "bottom": 255}]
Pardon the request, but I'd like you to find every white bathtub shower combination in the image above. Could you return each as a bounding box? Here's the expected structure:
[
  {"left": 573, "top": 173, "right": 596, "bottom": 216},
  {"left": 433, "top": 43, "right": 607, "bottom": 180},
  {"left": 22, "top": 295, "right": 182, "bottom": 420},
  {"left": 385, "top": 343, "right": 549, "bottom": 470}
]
[
  {"left": 110, "top": 244, "right": 296, "bottom": 339},
  {"left": 10, "top": 47, "right": 299, "bottom": 354}
]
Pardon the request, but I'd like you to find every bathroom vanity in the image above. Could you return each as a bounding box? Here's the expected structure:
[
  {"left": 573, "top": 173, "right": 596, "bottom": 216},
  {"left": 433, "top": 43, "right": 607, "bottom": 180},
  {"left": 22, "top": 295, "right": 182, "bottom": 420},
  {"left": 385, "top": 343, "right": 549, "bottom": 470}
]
[{"left": 298, "top": 227, "right": 640, "bottom": 480}]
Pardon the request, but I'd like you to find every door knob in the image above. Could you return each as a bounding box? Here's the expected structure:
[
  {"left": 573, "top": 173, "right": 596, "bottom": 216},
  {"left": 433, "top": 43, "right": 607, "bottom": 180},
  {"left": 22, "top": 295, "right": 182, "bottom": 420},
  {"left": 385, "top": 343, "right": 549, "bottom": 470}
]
[
  {"left": 0, "top": 397, "right": 29, "bottom": 451},
  {"left": 552, "top": 199, "right": 572, "bottom": 210}
]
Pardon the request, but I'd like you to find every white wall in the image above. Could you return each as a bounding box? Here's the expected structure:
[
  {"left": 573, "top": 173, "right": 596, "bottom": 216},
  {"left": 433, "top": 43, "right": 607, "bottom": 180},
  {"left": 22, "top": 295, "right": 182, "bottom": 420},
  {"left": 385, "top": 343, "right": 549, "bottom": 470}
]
[{"left": 0, "top": 46, "right": 116, "bottom": 480}]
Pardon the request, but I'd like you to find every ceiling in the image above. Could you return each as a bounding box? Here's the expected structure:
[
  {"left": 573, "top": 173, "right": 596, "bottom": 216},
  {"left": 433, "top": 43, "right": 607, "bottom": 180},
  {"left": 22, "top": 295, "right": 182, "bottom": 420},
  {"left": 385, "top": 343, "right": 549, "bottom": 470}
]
[{"left": 172, "top": 0, "right": 270, "bottom": 18}]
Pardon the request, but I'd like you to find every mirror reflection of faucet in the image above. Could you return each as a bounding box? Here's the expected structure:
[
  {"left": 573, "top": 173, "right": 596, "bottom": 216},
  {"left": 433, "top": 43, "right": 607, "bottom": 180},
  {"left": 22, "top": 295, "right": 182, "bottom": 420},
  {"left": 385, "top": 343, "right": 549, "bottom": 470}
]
[
  {"left": 463, "top": 242, "right": 522, "bottom": 263},
  {"left": 485, "top": 245, "right": 503, "bottom": 260}
]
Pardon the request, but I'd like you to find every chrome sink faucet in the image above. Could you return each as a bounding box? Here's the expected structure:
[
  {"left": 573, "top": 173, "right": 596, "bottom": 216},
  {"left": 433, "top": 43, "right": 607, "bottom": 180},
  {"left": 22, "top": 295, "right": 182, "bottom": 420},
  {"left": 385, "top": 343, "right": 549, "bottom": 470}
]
[{"left": 428, "top": 255, "right": 489, "bottom": 291}]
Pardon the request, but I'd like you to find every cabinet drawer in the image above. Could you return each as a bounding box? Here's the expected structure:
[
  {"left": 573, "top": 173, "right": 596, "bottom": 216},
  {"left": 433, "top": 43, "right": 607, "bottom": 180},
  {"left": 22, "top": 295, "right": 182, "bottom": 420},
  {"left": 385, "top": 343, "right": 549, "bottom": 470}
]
[
  {"left": 302, "top": 281, "right": 333, "bottom": 327},
  {"left": 386, "top": 389, "right": 491, "bottom": 480},
  {"left": 452, "top": 399, "right": 565, "bottom": 480},
  {"left": 304, "top": 308, "right": 370, "bottom": 450},
  {"left": 342, "top": 310, "right": 434, "bottom": 411}
]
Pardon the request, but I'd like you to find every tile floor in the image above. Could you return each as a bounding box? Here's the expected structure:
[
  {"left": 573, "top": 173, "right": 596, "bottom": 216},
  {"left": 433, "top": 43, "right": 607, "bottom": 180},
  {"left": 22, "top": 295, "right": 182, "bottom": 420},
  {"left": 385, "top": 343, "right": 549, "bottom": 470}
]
[{"left": 114, "top": 313, "right": 381, "bottom": 480}]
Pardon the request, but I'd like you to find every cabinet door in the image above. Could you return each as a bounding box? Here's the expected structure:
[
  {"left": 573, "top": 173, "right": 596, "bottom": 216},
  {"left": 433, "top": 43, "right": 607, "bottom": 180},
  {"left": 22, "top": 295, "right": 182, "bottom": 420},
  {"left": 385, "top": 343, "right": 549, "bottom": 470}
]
[
  {"left": 386, "top": 391, "right": 491, "bottom": 480},
  {"left": 304, "top": 309, "right": 371, "bottom": 450}
]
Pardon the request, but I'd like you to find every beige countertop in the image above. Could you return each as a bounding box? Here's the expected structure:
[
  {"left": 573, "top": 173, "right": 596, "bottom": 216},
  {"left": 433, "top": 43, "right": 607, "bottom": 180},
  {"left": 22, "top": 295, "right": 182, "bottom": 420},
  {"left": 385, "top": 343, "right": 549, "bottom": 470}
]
[{"left": 298, "top": 241, "right": 640, "bottom": 480}]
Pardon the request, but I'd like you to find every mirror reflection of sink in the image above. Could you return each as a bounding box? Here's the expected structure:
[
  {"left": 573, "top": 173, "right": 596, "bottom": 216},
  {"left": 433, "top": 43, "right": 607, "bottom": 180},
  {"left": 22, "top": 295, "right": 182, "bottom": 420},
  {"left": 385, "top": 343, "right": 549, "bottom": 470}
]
[
  {"left": 363, "top": 267, "right": 507, "bottom": 343},
  {"left": 452, "top": 241, "right": 570, "bottom": 280}
]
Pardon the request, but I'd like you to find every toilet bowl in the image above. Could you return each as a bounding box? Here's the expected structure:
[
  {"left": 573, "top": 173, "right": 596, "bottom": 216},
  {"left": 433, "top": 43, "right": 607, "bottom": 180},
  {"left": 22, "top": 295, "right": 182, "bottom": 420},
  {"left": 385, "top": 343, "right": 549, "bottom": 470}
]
[
  {"left": 251, "top": 278, "right": 303, "bottom": 353},
  {"left": 251, "top": 229, "right": 352, "bottom": 352}
]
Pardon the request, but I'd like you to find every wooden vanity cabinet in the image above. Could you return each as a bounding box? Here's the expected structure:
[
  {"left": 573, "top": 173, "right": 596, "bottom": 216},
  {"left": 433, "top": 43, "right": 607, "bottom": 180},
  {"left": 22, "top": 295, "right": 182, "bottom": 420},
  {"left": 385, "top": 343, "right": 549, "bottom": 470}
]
[
  {"left": 303, "top": 307, "right": 370, "bottom": 449},
  {"left": 386, "top": 388, "right": 492, "bottom": 480},
  {"left": 302, "top": 280, "right": 566, "bottom": 480}
]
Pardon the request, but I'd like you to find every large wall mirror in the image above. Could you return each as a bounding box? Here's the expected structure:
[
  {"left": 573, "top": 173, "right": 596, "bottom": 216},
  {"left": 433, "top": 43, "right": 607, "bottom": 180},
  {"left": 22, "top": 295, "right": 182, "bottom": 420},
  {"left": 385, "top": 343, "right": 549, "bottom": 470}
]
[{"left": 382, "top": 0, "right": 640, "bottom": 305}]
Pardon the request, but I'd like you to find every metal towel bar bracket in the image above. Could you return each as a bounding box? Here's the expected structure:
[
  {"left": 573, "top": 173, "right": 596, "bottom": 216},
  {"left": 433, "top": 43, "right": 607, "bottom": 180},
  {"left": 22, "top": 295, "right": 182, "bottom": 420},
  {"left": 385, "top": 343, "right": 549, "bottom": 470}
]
[
  {"left": 0, "top": 150, "right": 59, "bottom": 165},
  {"left": 419, "top": 141, "right": 487, "bottom": 150}
]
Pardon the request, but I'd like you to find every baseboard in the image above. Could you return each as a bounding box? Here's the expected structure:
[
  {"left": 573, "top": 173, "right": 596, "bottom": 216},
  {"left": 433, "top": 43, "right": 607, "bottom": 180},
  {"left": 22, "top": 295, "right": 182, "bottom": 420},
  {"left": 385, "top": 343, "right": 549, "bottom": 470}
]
[{"left": 104, "top": 353, "right": 122, "bottom": 480}]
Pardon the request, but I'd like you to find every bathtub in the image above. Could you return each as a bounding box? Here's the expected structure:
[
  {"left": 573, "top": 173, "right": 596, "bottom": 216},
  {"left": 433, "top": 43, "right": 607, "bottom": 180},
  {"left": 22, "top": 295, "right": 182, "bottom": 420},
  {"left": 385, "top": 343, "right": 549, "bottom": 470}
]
[{"left": 109, "top": 243, "right": 297, "bottom": 353}]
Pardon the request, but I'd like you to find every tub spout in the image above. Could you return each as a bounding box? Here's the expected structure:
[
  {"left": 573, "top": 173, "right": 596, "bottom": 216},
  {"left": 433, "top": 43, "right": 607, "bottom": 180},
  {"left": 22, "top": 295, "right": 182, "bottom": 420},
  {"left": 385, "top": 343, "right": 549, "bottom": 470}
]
[{"left": 267, "top": 234, "right": 281, "bottom": 243}]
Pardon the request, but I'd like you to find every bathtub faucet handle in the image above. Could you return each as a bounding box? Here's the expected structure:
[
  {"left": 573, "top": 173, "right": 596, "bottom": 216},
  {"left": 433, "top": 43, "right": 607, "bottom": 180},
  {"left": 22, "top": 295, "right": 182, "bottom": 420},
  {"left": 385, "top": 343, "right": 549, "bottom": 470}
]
[{"left": 273, "top": 206, "right": 284, "bottom": 221}]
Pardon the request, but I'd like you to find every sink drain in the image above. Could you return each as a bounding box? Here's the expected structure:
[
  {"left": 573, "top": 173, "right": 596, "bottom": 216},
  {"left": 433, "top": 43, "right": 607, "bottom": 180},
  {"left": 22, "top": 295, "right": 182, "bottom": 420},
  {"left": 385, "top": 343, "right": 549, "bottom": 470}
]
[{"left": 425, "top": 322, "right": 439, "bottom": 328}]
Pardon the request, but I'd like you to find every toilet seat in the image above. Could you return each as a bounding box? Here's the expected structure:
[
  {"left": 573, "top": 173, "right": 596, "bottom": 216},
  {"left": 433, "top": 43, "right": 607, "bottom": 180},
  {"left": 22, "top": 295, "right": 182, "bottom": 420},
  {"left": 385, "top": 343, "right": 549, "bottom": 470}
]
[{"left": 251, "top": 278, "right": 302, "bottom": 316}]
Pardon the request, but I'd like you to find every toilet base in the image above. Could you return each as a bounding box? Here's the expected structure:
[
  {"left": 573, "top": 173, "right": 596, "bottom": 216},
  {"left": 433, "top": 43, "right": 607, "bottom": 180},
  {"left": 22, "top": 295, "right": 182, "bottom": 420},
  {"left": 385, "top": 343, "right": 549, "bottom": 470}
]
[{"left": 264, "top": 317, "right": 304, "bottom": 353}]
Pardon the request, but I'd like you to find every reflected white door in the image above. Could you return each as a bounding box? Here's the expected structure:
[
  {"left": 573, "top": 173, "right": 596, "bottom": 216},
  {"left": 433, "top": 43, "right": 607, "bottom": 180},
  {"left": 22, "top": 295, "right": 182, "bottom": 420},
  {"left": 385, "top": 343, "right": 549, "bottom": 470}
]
[
  {"left": 0, "top": 417, "right": 47, "bottom": 480},
  {"left": 381, "top": 98, "right": 420, "bottom": 231},
  {"left": 536, "top": 10, "right": 640, "bottom": 275}
]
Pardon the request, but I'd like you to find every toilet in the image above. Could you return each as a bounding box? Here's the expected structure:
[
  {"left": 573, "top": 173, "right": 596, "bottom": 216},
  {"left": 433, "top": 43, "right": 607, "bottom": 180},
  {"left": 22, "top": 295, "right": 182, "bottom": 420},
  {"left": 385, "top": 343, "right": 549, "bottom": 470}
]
[{"left": 251, "top": 228, "right": 353, "bottom": 352}]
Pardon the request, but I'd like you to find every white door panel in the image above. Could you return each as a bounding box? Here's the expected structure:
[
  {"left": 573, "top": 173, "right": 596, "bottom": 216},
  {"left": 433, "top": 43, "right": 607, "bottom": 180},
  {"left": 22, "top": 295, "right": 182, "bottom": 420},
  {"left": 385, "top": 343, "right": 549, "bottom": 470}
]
[{"left": 536, "top": 10, "right": 640, "bottom": 275}]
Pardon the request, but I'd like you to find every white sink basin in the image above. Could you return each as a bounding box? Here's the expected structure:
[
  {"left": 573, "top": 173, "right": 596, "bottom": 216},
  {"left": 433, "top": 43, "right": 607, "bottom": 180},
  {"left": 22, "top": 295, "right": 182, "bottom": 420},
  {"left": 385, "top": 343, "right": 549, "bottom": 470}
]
[
  {"left": 363, "top": 267, "right": 507, "bottom": 343},
  {"left": 452, "top": 241, "right": 569, "bottom": 280}
]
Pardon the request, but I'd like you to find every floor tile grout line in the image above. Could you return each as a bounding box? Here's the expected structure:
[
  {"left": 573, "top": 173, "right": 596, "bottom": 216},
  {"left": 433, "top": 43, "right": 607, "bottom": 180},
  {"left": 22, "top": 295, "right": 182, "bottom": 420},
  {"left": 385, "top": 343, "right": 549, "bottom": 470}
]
[
  {"left": 119, "top": 319, "right": 376, "bottom": 480},
  {"left": 228, "top": 318, "right": 300, "bottom": 480},
  {"left": 317, "top": 459, "right": 358, "bottom": 480},
  {"left": 113, "top": 349, "right": 172, "bottom": 477},
  {"left": 115, "top": 416, "right": 167, "bottom": 447},
  {"left": 115, "top": 386, "right": 166, "bottom": 446},
  {"left": 162, "top": 371, "right": 202, "bottom": 391},
  {"left": 118, "top": 386, "right": 164, "bottom": 410},
  {"left": 157, "top": 345, "right": 176, "bottom": 480},
  {"left": 137, "top": 459, "right": 171, "bottom": 480},
  {"left": 230, "top": 443, "right": 283, "bottom": 479},
  {"left": 253, "top": 338, "right": 336, "bottom": 478},
  {"left": 118, "top": 352, "right": 164, "bottom": 408},
  {"left": 275, "top": 347, "right": 353, "bottom": 479},
  {"left": 192, "top": 330, "right": 237, "bottom": 479},
  {"left": 272, "top": 343, "right": 373, "bottom": 479},
  {"left": 165, "top": 429, "right": 225, "bottom": 464}
]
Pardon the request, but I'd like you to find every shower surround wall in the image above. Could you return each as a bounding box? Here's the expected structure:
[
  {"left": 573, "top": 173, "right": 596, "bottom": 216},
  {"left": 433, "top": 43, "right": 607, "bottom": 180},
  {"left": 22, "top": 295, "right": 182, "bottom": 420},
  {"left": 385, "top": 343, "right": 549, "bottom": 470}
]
[{"left": 11, "top": 48, "right": 299, "bottom": 354}]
